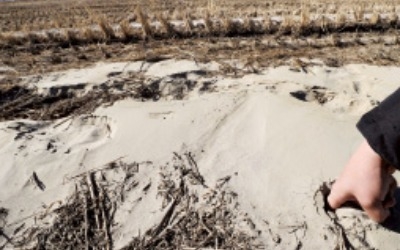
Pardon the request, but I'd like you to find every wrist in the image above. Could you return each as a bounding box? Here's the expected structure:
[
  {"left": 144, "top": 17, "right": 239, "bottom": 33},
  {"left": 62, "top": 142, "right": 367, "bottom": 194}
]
[
  {"left": 359, "top": 140, "right": 396, "bottom": 173},
  {"left": 360, "top": 140, "right": 381, "bottom": 158},
  {"left": 356, "top": 140, "right": 383, "bottom": 168}
]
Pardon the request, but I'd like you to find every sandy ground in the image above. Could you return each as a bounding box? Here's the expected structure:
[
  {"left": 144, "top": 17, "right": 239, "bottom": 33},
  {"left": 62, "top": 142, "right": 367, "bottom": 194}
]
[{"left": 1, "top": 59, "right": 400, "bottom": 249}]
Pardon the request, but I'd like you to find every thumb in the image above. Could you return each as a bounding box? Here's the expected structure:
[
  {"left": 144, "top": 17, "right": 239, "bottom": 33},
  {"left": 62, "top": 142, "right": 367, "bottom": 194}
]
[{"left": 327, "top": 184, "right": 354, "bottom": 209}]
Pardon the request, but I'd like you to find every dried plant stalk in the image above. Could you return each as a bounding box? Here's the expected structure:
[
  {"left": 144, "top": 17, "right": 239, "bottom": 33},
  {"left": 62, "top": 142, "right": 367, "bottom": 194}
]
[{"left": 136, "top": 7, "right": 153, "bottom": 39}]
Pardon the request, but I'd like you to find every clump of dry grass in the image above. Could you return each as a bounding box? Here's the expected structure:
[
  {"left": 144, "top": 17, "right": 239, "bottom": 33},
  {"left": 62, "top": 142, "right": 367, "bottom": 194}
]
[
  {"left": 279, "top": 16, "right": 295, "bottom": 35},
  {"left": 83, "top": 25, "right": 107, "bottom": 43},
  {"left": 248, "top": 18, "right": 265, "bottom": 34},
  {"left": 205, "top": 12, "right": 216, "bottom": 35},
  {"left": 122, "top": 153, "right": 261, "bottom": 250},
  {"left": 136, "top": 7, "right": 153, "bottom": 39},
  {"left": 158, "top": 13, "right": 175, "bottom": 38},
  {"left": 169, "top": 19, "right": 192, "bottom": 38},
  {"left": 335, "top": 12, "right": 347, "bottom": 30},
  {"left": 369, "top": 12, "right": 382, "bottom": 26},
  {"left": 110, "top": 24, "right": 126, "bottom": 41},
  {"left": 97, "top": 15, "right": 117, "bottom": 40},
  {"left": 263, "top": 17, "right": 278, "bottom": 34},
  {"left": 388, "top": 11, "right": 399, "bottom": 26},
  {"left": 80, "top": 4, "right": 119, "bottom": 41},
  {"left": 353, "top": 5, "right": 366, "bottom": 22},
  {"left": 207, "top": 0, "right": 216, "bottom": 14},
  {"left": 27, "top": 31, "right": 49, "bottom": 44},
  {"left": 185, "top": 14, "right": 207, "bottom": 37},
  {"left": 0, "top": 81, "right": 131, "bottom": 121},
  {"left": 1, "top": 32, "right": 29, "bottom": 46},
  {"left": 312, "top": 15, "right": 333, "bottom": 34},
  {"left": 66, "top": 28, "right": 88, "bottom": 44},
  {"left": 223, "top": 18, "right": 247, "bottom": 36},
  {"left": 46, "top": 29, "right": 70, "bottom": 45},
  {"left": 297, "top": 7, "right": 311, "bottom": 35},
  {"left": 5, "top": 153, "right": 260, "bottom": 250},
  {"left": 0, "top": 32, "right": 6, "bottom": 46},
  {"left": 120, "top": 19, "right": 143, "bottom": 41}
]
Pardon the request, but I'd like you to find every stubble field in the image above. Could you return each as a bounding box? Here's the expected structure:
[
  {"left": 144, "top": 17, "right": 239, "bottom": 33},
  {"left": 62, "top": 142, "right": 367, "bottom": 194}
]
[
  {"left": 1, "top": 1, "right": 400, "bottom": 250},
  {"left": 1, "top": 0, "right": 400, "bottom": 77}
]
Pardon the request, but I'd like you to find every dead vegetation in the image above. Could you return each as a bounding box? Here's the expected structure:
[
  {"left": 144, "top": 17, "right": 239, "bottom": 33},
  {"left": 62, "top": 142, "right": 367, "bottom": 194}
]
[
  {"left": 1, "top": 154, "right": 261, "bottom": 250},
  {"left": 2, "top": 12, "right": 400, "bottom": 47},
  {"left": 2, "top": 0, "right": 400, "bottom": 47},
  {"left": 2, "top": 0, "right": 400, "bottom": 33},
  {"left": 290, "top": 86, "right": 336, "bottom": 105},
  {"left": 5, "top": 158, "right": 135, "bottom": 250},
  {"left": 0, "top": 82, "right": 130, "bottom": 121},
  {"left": 1, "top": 1, "right": 400, "bottom": 249},
  {"left": 26, "top": 172, "right": 113, "bottom": 250},
  {"left": 1, "top": 1, "right": 400, "bottom": 78},
  {"left": 0, "top": 68, "right": 216, "bottom": 121},
  {"left": 2, "top": 29, "right": 400, "bottom": 79},
  {"left": 123, "top": 153, "right": 261, "bottom": 250}
]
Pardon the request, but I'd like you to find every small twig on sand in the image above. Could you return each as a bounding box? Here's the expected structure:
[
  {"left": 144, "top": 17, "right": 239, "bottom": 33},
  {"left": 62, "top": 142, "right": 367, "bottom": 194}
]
[
  {"left": 185, "top": 152, "right": 206, "bottom": 187},
  {"left": 32, "top": 171, "right": 46, "bottom": 191},
  {"left": 86, "top": 172, "right": 101, "bottom": 229},
  {"left": 99, "top": 184, "right": 112, "bottom": 250},
  {"left": 0, "top": 229, "right": 13, "bottom": 248},
  {"left": 65, "top": 156, "right": 126, "bottom": 182},
  {"left": 83, "top": 193, "right": 89, "bottom": 250}
]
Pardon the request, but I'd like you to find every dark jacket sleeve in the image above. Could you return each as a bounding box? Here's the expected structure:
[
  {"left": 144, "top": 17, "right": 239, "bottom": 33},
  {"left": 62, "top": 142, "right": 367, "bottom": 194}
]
[{"left": 357, "top": 89, "right": 400, "bottom": 169}]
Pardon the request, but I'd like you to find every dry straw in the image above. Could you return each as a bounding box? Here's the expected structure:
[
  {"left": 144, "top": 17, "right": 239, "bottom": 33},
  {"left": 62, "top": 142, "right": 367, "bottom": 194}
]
[
  {"left": 369, "top": 12, "right": 381, "bottom": 26},
  {"left": 208, "top": 0, "right": 215, "bottom": 14},
  {"left": 279, "top": 16, "right": 295, "bottom": 35},
  {"left": 353, "top": 4, "right": 365, "bottom": 22},
  {"left": 28, "top": 31, "right": 49, "bottom": 44},
  {"left": 136, "top": 7, "right": 152, "bottom": 39},
  {"left": 158, "top": 13, "right": 175, "bottom": 38},
  {"left": 248, "top": 18, "right": 265, "bottom": 34},
  {"left": 2, "top": 1, "right": 400, "bottom": 47},
  {"left": 120, "top": 19, "right": 142, "bottom": 41},
  {"left": 97, "top": 15, "right": 116, "bottom": 40},
  {"left": 335, "top": 12, "right": 347, "bottom": 29},
  {"left": 67, "top": 29, "right": 88, "bottom": 44},
  {"left": 46, "top": 29, "right": 69, "bottom": 44},
  {"left": 83, "top": 25, "right": 107, "bottom": 43},
  {"left": 297, "top": 7, "right": 311, "bottom": 35},
  {"left": 2, "top": 32, "right": 29, "bottom": 45},
  {"left": 223, "top": 18, "right": 245, "bottom": 36},
  {"left": 205, "top": 12, "right": 215, "bottom": 35}
]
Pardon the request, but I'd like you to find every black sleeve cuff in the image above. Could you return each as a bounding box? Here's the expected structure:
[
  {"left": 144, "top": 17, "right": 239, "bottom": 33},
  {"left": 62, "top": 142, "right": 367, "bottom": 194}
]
[{"left": 357, "top": 89, "right": 400, "bottom": 169}]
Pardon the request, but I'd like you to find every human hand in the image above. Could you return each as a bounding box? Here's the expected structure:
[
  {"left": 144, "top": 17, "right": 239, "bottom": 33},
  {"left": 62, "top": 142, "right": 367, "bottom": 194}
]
[{"left": 327, "top": 140, "right": 397, "bottom": 223}]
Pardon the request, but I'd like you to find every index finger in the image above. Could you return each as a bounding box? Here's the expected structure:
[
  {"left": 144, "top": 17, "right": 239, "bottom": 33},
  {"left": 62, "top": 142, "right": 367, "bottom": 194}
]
[{"left": 362, "top": 200, "right": 390, "bottom": 223}]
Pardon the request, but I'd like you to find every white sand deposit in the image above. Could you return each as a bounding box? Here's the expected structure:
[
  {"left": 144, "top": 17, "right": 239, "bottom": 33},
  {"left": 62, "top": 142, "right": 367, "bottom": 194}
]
[{"left": 1, "top": 59, "right": 400, "bottom": 249}]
